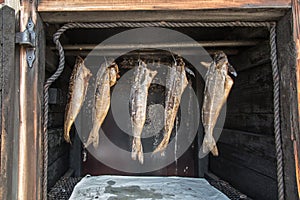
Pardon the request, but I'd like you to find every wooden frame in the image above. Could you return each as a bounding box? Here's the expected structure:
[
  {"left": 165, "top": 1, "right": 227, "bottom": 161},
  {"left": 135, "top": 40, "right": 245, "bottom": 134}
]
[
  {"left": 37, "top": 0, "right": 291, "bottom": 11},
  {"left": 0, "top": 0, "right": 299, "bottom": 199},
  {"left": 0, "top": 5, "right": 17, "bottom": 200},
  {"left": 17, "top": 1, "right": 45, "bottom": 200},
  {"left": 277, "top": 10, "right": 300, "bottom": 200}
]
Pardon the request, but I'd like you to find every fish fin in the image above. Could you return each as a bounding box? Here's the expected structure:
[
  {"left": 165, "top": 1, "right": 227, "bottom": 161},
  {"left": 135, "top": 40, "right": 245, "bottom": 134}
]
[
  {"left": 211, "top": 145, "right": 219, "bottom": 156},
  {"left": 84, "top": 137, "right": 93, "bottom": 148},
  {"left": 185, "top": 67, "right": 195, "bottom": 77},
  {"left": 64, "top": 121, "right": 72, "bottom": 143},
  {"left": 152, "top": 136, "right": 169, "bottom": 155},
  {"left": 228, "top": 64, "right": 237, "bottom": 77},
  {"left": 85, "top": 126, "right": 99, "bottom": 148},
  {"left": 202, "top": 133, "right": 217, "bottom": 155},
  {"left": 200, "top": 61, "right": 212, "bottom": 69},
  {"left": 222, "top": 75, "right": 234, "bottom": 105}
]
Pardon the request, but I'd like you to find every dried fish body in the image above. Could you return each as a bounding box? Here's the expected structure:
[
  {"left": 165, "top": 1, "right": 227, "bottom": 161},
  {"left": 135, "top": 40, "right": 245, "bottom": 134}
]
[
  {"left": 130, "top": 61, "right": 157, "bottom": 164},
  {"left": 153, "top": 58, "right": 188, "bottom": 154},
  {"left": 64, "top": 56, "right": 92, "bottom": 143},
  {"left": 85, "top": 62, "right": 119, "bottom": 148},
  {"left": 202, "top": 51, "right": 236, "bottom": 156}
]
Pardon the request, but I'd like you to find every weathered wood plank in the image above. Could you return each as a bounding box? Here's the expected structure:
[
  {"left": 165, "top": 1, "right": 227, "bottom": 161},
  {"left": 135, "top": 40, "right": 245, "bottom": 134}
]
[
  {"left": 17, "top": 1, "right": 45, "bottom": 198},
  {"left": 216, "top": 143, "right": 276, "bottom": 179},
  {"left": 292, "top": 0, "right": 300, "bottom": 197},
  {"left": 48, "top": 128, "right": 68, "bottom": 166},
  {"left": 230, "top": 63, "right": 272, "bottom": 90},
  {"left": 210, "top": 155, "right": 277, "bottom": 200},
  {"left": 48, "top": 112, "right": 64, "bottom": 128},
  {"left": 39, "top": 8, "right": 289, "bottom": 23},
  {"left": 69, "top": 130, "right": 82, "bottom": 177},
  {"left": 47, "top": 153, "right": 69, "bottom": 189},
  {"left": 217, "top": 129, "right": 277, "bottom": 180},
  {"left": 37, "top": 0, "right": 291, "bottom": 12},
  {"left": 227, "top": 89, "right": 273, "bottom": 114},
  {"left": 230, "top": 41, "right": 271, "bottom": 72},
  {"left": 227, "top": 66, "right": 274, "bottom": 114},
  {"left": 0, "top": 5, "right": 17, "bottom": 200},
  {"left": 276, "top": 10, "right": 299, "bottom": 200},
  {"left": 224, "top": 113, "right": 274, "bottom": 135},
  {"left": 219, "top": 129, "right": 276, "bottom": 159}
]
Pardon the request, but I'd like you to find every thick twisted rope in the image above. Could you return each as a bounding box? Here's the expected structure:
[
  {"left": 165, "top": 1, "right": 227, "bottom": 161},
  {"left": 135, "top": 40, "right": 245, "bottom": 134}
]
[
  {"left": 270, "top": 24, "right": 285, "bottom": 200},
  {"left": 43, "top": 21, "right": 283, "bottom": 200}
]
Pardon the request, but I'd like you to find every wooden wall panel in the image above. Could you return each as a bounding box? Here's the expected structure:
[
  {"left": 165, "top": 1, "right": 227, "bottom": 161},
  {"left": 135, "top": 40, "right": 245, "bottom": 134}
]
[
  {"left": 210, "top": 42, "right": 277, "bottom": 199},
  {"left": 38, "top": 0, "right": 291, "bottom": 11}
]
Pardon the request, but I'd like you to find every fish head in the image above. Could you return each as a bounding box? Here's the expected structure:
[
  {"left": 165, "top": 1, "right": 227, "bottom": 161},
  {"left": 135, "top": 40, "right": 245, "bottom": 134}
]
[
  {"left": 214, "top": 51, "right": 237, "bottom": 77},
  {"left": 214, "top": 51, "right": 228, "bottom": 70},
  {"left": 75, "top": 56, "right": 92, "bottom": 80},
  {"left": 108, "top": 62, "right": 120, "bottom": 86},
  {"left": 174, "top": 57, "right": 185, "bottom": 72},
  {"left": 75, "top": 56, "right": 84, "bottom": 64}
]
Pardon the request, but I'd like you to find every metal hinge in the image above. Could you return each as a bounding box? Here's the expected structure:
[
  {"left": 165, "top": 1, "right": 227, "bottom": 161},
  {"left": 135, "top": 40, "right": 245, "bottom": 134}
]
[{"left": 16, "top": 18, "right": 36, "bottom": 68}]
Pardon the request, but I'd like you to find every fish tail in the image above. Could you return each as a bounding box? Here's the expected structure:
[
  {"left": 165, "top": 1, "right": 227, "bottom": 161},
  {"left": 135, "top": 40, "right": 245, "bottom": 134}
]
[
  {"left": 85, "top": 125, "right": 100, "bottom": 148},
  {"left": 138, "top": 145, "right": 144, "bottom": 164},
  {"left": 202, "top": 132, "right": 218, "bottom": 156},
  {"left": 152, "top": 130, "right": 171, "bottom": 155},
  {"left": 131, "top": 137, "right": 144, "bottom": 164}
]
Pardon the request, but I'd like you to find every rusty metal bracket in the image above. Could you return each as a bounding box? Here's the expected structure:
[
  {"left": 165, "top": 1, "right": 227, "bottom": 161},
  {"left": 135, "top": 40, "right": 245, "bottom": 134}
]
[{"left": 16, "top": 18, "right": 36, "bottom": 68}]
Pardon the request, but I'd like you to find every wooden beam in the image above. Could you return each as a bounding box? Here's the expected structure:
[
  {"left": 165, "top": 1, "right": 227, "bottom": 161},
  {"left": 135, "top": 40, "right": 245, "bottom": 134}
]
[
  {"left": 63, "top": 49, "right": 239, "bottom": 57},
  {"left": 37, "top": 0, "right": 291, "bottom": 12},
  {"left": 52, "top": 40, "right": 261, "bottom": 51},
  {"left": 292, "top": 0, "right": 300, "bottom": 198},
  {"left": 39, "top": 8, "right": 289, "bottom": 23},
  {"left": 18, "top": 1, "right": 45, "bottom": 200}
]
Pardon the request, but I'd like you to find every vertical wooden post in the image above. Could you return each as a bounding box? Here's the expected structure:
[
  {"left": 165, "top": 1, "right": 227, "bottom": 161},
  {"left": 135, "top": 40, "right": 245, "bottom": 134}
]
[
  {"left": 277, "top": 10, "right": 300, "bottom": 200},
  {"left": 292, "top": 0, "right": 300, "bottom": 198},
  {"left": 17, "top": 0, "right": 45, "bottom": 200},
  {"left": 0, "top": 5, "right": 18, "bottom": 200}
]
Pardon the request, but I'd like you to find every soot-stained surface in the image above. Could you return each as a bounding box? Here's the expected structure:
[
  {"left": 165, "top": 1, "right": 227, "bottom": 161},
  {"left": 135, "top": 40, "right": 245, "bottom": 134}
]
[{"left": 69, "top": 175, "right": 230, "bottom": 200}]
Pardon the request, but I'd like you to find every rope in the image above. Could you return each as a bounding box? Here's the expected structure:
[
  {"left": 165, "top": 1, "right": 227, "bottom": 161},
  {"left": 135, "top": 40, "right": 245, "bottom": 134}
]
[
  {"left": 43, "top": 21, "right": 283, "bottom": 200},
  {"left": 42, "top": 30, "right": 65, "bottom": 200},
  {"left": 270, "top": 24, "right": 285, "bottom": 200}
]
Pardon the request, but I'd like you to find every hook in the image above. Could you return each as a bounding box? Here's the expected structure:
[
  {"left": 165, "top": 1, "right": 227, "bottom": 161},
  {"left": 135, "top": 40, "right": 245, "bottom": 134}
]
[
  {"left": 138, "top": 52, "right": 142, "bottom": 67},
  {"left": 169, "top": 48, "right": 177, "bottom": 66}
]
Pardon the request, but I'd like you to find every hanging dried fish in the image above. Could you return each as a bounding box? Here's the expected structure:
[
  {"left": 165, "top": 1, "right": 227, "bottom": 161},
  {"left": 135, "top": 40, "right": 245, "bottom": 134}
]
[
  {"left": 153, "top": 58, "right": 188, "bottom": 154},
  {"left": 201, "top": 51, "right": 237, "bottom": 156},
  {"left": 85, "top": 62, "right": 119, "bottom": 148},
  {"left": 130, "top": 61, "right": 157, "bottom": 164},
  {"left": 64, "top": 56, "right": 92, "bottom": 143}
]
